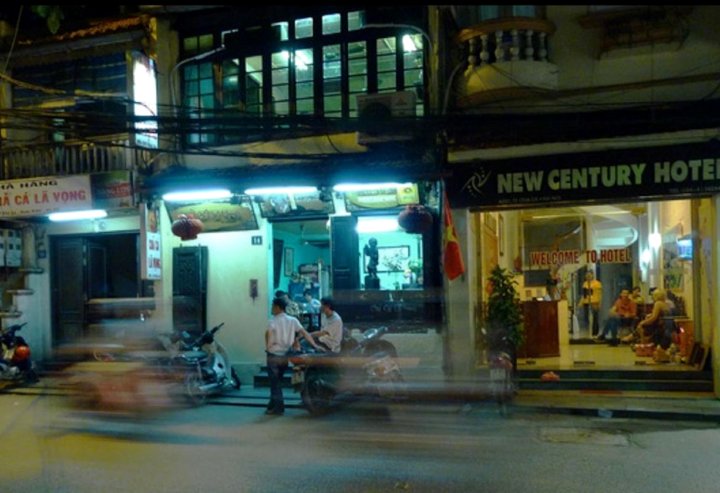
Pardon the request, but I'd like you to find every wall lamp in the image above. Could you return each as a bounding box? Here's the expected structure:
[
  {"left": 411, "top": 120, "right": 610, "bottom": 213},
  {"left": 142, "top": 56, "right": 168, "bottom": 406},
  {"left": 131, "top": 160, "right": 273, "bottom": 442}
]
[
  {"left": 162, "top": 189, "right": 232, "bottom": 202},
  {"left": 649, "top": 232, "right": 662, "bottom": 250},
  {"left": 48, "top": 209, "right": 107, "bottom": 222}
]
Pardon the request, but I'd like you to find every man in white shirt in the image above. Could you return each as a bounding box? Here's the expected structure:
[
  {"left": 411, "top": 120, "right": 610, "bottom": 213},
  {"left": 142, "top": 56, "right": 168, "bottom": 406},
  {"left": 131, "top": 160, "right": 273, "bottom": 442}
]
[
  {"left": 265, "top": 297, "right": 319, "bottom": 415},
  {"left": 315, "top": 297, "right": 344, "bottom": 353}
]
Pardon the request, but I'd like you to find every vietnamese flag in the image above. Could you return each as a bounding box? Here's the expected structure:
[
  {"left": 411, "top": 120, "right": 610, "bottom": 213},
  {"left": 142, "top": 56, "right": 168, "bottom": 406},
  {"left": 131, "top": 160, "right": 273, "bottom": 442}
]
[{"left": 443, "top": 190, "right": 465, "bottom": 280}]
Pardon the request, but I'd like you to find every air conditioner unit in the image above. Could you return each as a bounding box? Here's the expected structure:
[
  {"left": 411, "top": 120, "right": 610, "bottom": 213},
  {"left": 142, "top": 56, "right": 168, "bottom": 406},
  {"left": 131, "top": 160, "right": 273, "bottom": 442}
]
[{"left": 356, "top": 90, "right": 417, "bottom": 145}]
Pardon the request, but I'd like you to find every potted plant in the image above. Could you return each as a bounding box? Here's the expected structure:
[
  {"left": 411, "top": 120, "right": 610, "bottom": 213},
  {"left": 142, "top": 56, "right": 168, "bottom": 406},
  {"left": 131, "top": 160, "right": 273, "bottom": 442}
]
[{"left": 484, "top": 265, "right": 524, "bottom": 369}]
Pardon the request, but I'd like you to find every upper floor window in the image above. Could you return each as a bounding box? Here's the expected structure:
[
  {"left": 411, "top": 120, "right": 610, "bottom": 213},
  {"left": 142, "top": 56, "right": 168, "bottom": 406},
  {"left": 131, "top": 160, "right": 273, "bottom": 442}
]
[{"left": 180, "top": 8, "right": 426, "bottom": 146}]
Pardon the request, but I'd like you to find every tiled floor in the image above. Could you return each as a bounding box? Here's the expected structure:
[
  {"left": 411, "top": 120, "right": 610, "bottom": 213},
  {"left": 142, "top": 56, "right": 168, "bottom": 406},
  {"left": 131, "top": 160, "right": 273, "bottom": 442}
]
[{"left": 518, "top": 340, "right": 699, "bottom": 371}]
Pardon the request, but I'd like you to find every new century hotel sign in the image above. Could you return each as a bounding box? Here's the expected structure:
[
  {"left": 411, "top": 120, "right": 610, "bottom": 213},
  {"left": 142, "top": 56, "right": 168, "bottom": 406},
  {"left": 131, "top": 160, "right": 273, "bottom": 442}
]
[{"left": 445, "top": 142, "right": 720, "bottom": 208}]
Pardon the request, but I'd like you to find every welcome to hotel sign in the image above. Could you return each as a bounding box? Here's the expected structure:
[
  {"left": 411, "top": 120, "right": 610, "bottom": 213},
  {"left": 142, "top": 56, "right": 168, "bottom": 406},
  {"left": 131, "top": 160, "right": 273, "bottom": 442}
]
[{"left": 445, "top": 142, "right": 720, "bottom": 208}]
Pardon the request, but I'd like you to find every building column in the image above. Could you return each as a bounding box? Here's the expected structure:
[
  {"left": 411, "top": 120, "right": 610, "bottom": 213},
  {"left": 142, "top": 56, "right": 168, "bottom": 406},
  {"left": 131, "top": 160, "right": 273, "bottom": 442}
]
[{"left": 443, "top": 208, "right": 475, "bottom": 381}]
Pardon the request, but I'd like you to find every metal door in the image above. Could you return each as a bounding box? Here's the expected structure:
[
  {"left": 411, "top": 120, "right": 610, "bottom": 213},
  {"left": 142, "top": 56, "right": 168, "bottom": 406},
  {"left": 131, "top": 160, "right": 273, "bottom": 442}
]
[{"left": 51, "top": 237, "right": 86, "bottom": 344}]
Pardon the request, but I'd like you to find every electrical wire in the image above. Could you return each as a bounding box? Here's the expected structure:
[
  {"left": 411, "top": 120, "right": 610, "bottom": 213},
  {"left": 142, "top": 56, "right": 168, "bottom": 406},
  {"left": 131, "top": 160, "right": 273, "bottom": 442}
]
[{"left": 2, "top": 5, "right": 23, "bottom": 73}]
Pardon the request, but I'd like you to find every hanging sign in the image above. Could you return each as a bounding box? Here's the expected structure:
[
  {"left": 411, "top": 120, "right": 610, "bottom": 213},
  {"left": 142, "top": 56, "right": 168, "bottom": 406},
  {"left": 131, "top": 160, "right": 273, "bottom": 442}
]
[
  {"left": 0, "top": 175, "right": 92, "bottom": 218},
  {"left": 529, "top": 248, "right": 632, "bottom": 266},
  {"left": 165, "top": 196, "right": 259, "bottom": 232},
  {"left": 91, "top": 171, "right": 134, "bottom": 210},
  {"left": 140, "top": 201, "right": 162, "bottom": 280},
  {"left": 344, "top": 184, "right": 419, "bottom": 211}
]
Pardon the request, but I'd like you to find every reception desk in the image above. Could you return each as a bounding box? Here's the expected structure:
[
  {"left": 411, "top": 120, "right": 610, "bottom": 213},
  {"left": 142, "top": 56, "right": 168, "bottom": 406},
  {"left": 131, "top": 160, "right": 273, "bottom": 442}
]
[{"left": 518, "top": 300, "right": 564, "bottom": 358}]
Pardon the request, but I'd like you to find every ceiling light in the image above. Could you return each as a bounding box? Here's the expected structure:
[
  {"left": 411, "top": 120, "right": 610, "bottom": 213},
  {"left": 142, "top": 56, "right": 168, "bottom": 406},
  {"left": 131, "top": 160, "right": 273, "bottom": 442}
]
[
  {"left": 402, "top": 34, "right": 418, "bottom": 52},
  {"left": 162, "top": 189, "right": 232, "bottom": 202},
  {"left": 244, "top": 186, "right": 317, "bottom": 195},
  {"left": 48, "top": 209, "right": 107, "bottom": 222}
]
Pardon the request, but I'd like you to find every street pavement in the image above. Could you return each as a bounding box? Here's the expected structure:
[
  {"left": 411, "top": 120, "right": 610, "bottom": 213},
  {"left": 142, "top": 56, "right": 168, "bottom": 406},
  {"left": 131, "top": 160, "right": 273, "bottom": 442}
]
[
  {"left": 1, "top": 387, "right": 720, "bottom": 493},
  {"left": 4, "top": 370, "right": 720, "bottom": 423}
]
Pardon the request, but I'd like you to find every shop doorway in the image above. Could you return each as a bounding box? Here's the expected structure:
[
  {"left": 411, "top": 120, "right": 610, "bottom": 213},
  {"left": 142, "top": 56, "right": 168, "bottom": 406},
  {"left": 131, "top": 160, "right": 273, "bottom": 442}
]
[
  {"left": 50, "top": 233, "right": 148, "bottom": 345},
  {"left": 271, "top": 219, "right": 331, "bottom": 306},
  {"left": 477, "top": 199, "right": 704, "bottom": 373}
]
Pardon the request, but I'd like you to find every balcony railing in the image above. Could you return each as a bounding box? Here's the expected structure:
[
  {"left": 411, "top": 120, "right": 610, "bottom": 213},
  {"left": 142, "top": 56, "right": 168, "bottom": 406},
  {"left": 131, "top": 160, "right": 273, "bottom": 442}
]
[
  {"left": 455, "top": 17, "right": 557, "bottom": 68},
  {"left": 0, "top": 136, "right": 154, "bottom": 180}
]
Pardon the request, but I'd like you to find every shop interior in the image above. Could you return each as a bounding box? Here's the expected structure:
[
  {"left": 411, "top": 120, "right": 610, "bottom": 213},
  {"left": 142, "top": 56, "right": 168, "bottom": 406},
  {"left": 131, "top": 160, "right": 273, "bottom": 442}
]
[
  {"left": 260, "top": 182, "right": 440, "bottom": 332},
  {"left": 479, "top": 198, "right": 711, "bottom": 371}
]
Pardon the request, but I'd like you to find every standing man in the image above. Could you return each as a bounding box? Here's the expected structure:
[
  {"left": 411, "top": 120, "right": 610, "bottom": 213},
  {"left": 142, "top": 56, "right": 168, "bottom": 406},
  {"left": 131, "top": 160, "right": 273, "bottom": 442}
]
[
  {"left": 314, "top": 297, "right": 344, "bottom": 353},
  {"left": 578, "top": 270, "right": 603, "bottom": 337},
  {"left": 265, "top": 296, "right": 320, "bottom": 415}
]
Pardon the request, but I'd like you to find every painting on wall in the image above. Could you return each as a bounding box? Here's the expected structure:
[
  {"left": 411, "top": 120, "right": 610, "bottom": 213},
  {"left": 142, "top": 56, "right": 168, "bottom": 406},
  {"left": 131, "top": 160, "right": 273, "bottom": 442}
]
[
  {"left": 369, "top": 246, "right": 410, "bottom": 273},
  {"left": 662, "top": 223, "right": 683, "bottom": 291}
]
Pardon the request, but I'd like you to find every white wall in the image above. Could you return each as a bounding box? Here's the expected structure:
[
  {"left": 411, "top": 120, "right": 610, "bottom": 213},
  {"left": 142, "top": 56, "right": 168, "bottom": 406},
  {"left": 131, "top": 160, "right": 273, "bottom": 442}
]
[
  {"left": 160, "top": 210, "right": 272, "bottom": 383},
  {"left": 548, "top": 6, "right": 720, "bottom": 104}
]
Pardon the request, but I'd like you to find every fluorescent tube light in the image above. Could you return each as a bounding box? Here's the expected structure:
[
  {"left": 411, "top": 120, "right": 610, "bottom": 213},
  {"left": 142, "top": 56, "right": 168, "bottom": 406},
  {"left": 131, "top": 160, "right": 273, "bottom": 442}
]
[
  {"left": 356, "top": 217, "right": 399, "bottom": 233},
  {"left": 334, "top": 182, "right": 411, "bottom": 192},
  {"left": 48, "top": 209, "right": 107, "bottom": 222},
  {"left": 162, "top": 189, "right": 232, "bottom": 202},
  {"left": 244, "top": 186, "right": 317, "bottom": 195}
]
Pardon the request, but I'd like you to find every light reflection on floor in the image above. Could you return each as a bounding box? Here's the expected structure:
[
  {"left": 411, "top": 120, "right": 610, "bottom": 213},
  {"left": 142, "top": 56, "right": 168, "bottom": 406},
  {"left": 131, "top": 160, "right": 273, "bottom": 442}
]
[{"left": 518, "top": 342, "right": 696, "bottom": 371}]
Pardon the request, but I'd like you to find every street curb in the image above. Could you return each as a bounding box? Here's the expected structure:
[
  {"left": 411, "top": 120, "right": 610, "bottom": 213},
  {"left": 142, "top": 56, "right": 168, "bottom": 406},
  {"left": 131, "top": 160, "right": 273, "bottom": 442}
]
[{"left": 510, "top": 403, "right": 720, "bottom": 423}]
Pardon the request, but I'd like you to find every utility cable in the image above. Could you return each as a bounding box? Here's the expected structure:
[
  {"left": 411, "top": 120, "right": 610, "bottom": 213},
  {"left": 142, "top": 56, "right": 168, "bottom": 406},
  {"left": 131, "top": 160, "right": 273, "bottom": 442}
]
[{"left": 2, "top": 5, "right": 23, "bottom": 73}]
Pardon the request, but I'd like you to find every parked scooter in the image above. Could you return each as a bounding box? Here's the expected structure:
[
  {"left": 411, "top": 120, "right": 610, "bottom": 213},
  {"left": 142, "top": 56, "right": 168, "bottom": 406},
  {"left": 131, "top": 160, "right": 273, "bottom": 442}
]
[
  {"left": 168, "top": 322, "right": 240, "bottom": 405},
  {"left": 0, "top": 322, "right": 39, "bottom": 385},
  {"left": 289, "top": 326, "right": 405, "bottom": 415}
]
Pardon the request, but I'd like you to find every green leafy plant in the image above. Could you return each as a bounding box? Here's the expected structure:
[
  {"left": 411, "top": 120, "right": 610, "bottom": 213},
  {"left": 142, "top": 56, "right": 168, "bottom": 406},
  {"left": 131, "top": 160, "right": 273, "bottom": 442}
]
[
  {"left": 484, "top": 265, "right": 524, "bottom": 354},
  {"left": 407, "top": 258, "right": 423, "bottom": 276}
]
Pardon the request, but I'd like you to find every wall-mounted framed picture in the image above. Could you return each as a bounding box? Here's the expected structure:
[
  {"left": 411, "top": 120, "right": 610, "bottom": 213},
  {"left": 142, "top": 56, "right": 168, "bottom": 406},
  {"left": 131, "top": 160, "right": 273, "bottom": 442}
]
[
  {"left": 369, "top": 245, "right": 410, "bottom": 272},
  {"left": 284, "top": 247, "right": 294, "bottom": 276}
]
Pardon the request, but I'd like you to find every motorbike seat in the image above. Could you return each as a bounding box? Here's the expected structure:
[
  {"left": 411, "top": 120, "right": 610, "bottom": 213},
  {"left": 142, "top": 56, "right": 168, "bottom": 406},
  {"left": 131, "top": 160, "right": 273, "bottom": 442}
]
[{"left": 178, "top": 350, "right": 208, "bottom": 362}]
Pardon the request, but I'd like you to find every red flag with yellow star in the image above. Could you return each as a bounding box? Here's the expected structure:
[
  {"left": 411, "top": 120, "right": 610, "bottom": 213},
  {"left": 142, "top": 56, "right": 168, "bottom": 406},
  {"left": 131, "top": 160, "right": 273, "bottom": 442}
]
[{"left": 443, "top": 190, "right": 465, "bottom": 280}]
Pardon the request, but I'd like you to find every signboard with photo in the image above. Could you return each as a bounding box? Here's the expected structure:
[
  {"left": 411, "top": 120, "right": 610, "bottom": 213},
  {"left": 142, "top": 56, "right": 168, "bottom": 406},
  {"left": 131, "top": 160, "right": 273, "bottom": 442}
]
[
  {"left": 91, "top": 171, "right": 134, "bottom": 210},
  {"left": 140, "top": 201, "right": 162, "bottom": 280}
]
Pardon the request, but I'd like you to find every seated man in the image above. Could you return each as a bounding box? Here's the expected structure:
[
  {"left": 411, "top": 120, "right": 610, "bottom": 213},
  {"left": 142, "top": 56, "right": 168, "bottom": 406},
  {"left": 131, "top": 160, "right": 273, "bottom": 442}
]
[
  {"left": 303, "top": 289, "right": 321, "bottom": 314},
  {"left": 313, "top": 297, "right": 344, "bottom": 353},
  {"left": 594, "top": 289, "right": 637, "bottom": 345},
  {"left": 275, "top": 290, "right": 301, "bottom": 318}
]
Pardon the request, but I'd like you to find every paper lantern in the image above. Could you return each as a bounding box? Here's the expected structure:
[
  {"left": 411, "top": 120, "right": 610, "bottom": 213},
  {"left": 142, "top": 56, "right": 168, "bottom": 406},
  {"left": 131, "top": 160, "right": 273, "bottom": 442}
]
[
  {"left": 398, "top": 205, "right": 433, "bottom": 234},
  {"left": 171, "top": 214, "right": 203, "bottom": 240}
]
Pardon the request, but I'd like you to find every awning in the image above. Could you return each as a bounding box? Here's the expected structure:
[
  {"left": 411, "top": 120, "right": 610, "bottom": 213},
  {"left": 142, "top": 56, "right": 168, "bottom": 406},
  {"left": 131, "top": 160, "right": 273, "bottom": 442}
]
[{"left": 141, "top": 136, "right": 444, "bottom": 196}]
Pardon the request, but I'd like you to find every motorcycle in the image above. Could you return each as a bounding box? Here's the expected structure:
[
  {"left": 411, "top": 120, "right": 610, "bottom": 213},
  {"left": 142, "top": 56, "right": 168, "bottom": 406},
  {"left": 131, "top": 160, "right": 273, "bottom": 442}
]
[
  {"left": 168, "top": 322, "right": 240, "bottom": 405},
  {"left": 0, "top": 322, "right": 39, "bottom": 385},
  {"left": 289, "top": 326, "right": 405, "bottom": 415}
]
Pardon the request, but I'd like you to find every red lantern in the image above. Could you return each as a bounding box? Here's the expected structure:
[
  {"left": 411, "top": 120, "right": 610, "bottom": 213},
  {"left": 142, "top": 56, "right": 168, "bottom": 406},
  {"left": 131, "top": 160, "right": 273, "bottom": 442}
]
[
  {"left": 398, "top": 205, "right": 433, "bottom": 234},
  {"left": 171, "top": 214, "right": 204, "bottom": 240}
]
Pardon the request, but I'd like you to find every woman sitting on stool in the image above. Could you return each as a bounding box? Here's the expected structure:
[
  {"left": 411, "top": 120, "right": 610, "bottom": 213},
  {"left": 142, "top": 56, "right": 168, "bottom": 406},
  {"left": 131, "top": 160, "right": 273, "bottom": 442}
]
[{"left": 622, "top": 288, "right": 671, "bottom": 345}]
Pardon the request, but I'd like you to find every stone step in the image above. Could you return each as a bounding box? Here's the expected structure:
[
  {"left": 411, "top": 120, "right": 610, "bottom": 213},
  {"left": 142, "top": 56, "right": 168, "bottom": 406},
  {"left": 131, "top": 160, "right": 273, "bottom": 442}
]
[
  {"left": 518, "top": 378, "right": 713, "bottom": 392},
  {"left": 7, "top": 289, "right": 34, "bottom": 295}
]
